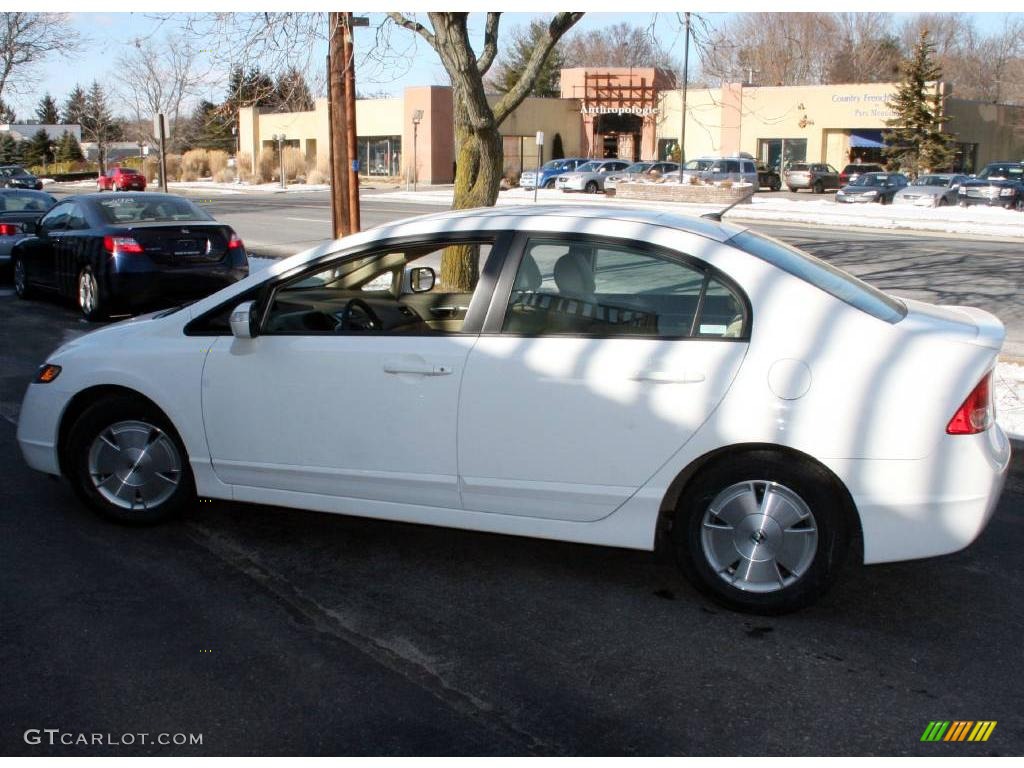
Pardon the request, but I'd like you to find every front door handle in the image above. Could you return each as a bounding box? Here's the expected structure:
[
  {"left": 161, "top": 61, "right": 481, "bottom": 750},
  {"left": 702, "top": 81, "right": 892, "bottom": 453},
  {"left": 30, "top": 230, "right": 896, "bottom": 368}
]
[
  {"left": 631, "top": 370, "right": 705, "bottom": 384},
  {"left": 383, "top": 362, "right": 453, "bottom": 376}
]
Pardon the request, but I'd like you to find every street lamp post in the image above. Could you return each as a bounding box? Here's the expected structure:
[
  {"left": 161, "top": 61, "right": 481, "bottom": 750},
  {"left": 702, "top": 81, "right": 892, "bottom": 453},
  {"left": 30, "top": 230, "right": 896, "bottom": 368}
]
[
  {"left": 678, "top": 11, "right": 690, "bottom": 182},
  {"left": 273, "top": 133, "right": 286, "bottom": 189},
  {"left": 533, "top": 131, "right": 545, "bottom": 204},
  {"left": 232, "top": 125, "right": 239, "bottom": 183},
  {"left": 411, "top": 109, "right": 423, "bottom": 192}
]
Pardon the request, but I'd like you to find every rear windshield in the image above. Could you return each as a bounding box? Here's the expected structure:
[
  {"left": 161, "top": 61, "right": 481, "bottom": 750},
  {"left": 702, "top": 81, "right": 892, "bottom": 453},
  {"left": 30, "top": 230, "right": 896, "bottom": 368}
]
[
  {"left": 728, "top": 230, "right": 906, "bottom": 324},
  {"left": 116, "top": 167, "right": 140, "bottom": 175},
  {"left": 788, "top": 163, "right": 810, "bottom": 171},
  {"left": 0, "top": 191, "right": 54, "bottom": 212},
  {"left": 94, "top": 196, "right": 213, "bottom": 224}
]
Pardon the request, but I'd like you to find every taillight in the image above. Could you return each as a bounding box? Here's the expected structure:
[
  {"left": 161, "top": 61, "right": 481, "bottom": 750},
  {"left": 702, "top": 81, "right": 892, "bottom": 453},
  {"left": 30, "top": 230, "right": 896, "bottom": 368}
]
[
  {"left": 0, "top": 222, "right": 21, "bottom": 236},
  {"left": 946, "top": 372, "right": 994, "bottom": 435},
  {"left": 103, "top": 235, "right": 144, "bottom": 254},
  {"left": 227, "top": 231, "right": 244, "bottom": 250}
]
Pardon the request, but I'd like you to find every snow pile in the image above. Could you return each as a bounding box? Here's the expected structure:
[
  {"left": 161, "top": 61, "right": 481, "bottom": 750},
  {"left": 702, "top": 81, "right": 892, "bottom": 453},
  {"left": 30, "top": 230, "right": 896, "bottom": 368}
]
[{"left": 383, "top": 186, "right": 1024, "bottom": 239}]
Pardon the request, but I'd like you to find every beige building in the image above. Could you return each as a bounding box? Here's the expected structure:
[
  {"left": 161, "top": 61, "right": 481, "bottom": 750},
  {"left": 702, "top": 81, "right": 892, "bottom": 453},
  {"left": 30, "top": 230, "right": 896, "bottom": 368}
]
[{"left": 238, "top": 75, "right": 1024, "bottom": 184}]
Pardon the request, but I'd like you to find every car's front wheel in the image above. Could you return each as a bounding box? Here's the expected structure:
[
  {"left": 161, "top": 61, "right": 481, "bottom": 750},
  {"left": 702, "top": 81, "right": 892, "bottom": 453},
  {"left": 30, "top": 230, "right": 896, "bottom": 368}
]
[
  {"left": 813, "top": 180, "right": 824, "bottom": 194},
  {"left": 12, "top": 256, "right": 33, "bottom": 299},
  {"left": 585, "top": 180, "right": 599, "bottom": 193},
  {"left": 66, "top": 394, "right": 196, "bottom": 524},
  {"left": 543, "top": 179, "right": 555, "bottom": 189},
  {"left": 672, "top": 451, "right": 851, "bottom": 614},
  {"left": 77, "top": 265, "right": 107, "bottom": 321}
]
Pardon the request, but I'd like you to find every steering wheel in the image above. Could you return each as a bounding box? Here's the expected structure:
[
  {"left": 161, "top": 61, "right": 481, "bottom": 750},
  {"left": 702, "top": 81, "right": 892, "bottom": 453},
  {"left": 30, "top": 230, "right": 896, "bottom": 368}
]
[{"left": 336, "top": 298, "right": 383, "bottom": 331}]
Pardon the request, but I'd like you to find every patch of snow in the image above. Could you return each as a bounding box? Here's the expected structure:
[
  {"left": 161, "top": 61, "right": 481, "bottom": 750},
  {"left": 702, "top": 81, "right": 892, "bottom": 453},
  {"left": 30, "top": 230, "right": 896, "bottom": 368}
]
[
  {"left": 382, "top": 187, "right": 1024, "bottom": 240},
  {"left": 248, "top": 256, "right": 277, "bottom": 272}
]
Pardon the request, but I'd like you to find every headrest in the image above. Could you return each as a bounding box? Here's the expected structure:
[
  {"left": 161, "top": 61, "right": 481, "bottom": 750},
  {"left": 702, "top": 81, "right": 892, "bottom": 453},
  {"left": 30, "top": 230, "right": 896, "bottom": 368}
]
[
  {"left": 514, "top": 253, "right": 542, "bottom": 291},
  {"left": 553, "top": 251, "right": 595, "bottom": 299}
]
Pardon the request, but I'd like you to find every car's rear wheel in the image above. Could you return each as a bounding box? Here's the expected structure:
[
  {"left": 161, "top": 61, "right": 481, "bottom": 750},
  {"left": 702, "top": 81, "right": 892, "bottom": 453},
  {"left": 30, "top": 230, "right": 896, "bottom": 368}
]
[
  {"left": 77, "top": 265, "right": 107, "bottom": 322},
  {"left": 66, "top": 394, "right": 195, "bottom": 524},
  {"left": 937, "top": 196, "right": 947, "bottom": 206},
  {"left": 12, "top": 256, "right": 33, "bottom": 299},
  {"left": 786, "top": 186, "right": 797, "bottom": 193},
  {"left": 543, "top": 179, "right": 555, "bottom": 189},
  {"left": 770, "top": 177, "right": 781, "bottom": 192},
  {"left": 585, "top": 180, "right": 599, "bottom": 193},
  {"left": 672, "top": 451, "right": 851, "bottom": 614}
]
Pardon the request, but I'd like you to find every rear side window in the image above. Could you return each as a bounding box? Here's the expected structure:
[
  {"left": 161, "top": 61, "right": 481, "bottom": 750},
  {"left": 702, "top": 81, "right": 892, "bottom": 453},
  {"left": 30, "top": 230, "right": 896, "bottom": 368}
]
[{"left": 728, "top": 230, "right": 906, "bottom": 324}]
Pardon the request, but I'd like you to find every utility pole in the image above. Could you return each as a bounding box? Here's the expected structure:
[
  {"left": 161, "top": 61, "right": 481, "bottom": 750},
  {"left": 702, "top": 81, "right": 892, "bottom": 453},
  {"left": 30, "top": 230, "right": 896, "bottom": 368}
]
[
  {"left": 678, "top": 11, "right": 690, "bottom": 182},
  {"left": 154, "top": 113, "right": 168, "bottom": 193},
  {"left": 328, "top": 13, "right": 351, "bottom": 238},
  {"left": 341, "top": 12, "right": 361, "bottom": 233}
]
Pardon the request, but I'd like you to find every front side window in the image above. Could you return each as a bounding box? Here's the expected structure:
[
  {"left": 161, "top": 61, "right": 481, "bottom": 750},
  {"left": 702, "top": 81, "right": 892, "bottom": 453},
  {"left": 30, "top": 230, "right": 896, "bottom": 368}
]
[
  {"left": 262, "top": 240, "right": 493, "bottom": 335},
  {"left": 502, "top": 238, "right": 746, "bottom": 339}
]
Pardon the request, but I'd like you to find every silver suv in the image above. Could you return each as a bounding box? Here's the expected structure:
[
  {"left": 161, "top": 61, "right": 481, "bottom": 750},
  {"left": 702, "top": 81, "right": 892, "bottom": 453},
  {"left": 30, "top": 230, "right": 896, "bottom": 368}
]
[{"left": 699, "top": 156, "right": 759, "bottom": 186}]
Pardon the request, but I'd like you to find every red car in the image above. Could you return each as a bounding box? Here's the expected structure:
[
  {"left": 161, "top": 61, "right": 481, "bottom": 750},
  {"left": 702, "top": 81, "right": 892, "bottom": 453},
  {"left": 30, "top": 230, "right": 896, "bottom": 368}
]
[{"left": 96, "top": 166, "right": 147, "bottom": 192}]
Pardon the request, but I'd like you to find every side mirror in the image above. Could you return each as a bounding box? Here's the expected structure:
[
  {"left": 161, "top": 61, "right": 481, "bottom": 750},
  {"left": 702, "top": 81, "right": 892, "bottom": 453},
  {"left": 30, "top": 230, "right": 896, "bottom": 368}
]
[
  {"left": 229, "top": 300, "right": 257, "bottom": 339},
  {"left": 409, "top": 266, "right": 436, "bottom": 293}
]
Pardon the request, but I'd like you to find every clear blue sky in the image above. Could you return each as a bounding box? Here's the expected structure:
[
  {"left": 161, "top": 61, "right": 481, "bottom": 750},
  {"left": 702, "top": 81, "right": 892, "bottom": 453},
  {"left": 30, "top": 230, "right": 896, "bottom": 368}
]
[{"left": 11, "top": 11, "right": 1018, "bottom": 120}]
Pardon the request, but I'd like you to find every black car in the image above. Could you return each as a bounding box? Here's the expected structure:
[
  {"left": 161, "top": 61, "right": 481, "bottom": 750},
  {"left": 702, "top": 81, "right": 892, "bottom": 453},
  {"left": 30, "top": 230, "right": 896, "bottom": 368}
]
[
  {"left": 0, "top": 189, "right": 56, "bottom": 270},
  {"left": 0, "top": 165, "right": 43, "bottom": 190},
  {"left": 957, "top": 162, "right": 1024, "bottom": 210},
  {"left": 835, "top": 172, "right": 909, "bottom": 204},
  {"left": 12, "top": 193, "right": 248, "bottom": 321}
]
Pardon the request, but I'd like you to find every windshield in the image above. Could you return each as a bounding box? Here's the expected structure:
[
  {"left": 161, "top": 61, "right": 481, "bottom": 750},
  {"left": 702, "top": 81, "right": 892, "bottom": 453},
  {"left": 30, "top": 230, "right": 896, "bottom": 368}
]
[
  {"left": 575, "top": 162, "right": 600, "bottom": 173},
  {"left": 541, "top": 160, "right": 564, "bottom": 170},
  {"left": 623, "top": 163, "right": 653, "bottom": 173},
  {"left": 0, "top": 191, "right": 54, "bottom": 211},
  {"left": 978, "top": 165, "right": 1023, "bottom": 181},
  {"left": 912, "top": 175, "right": 952, "bottom": 187},
  {"left": 683, "top": 159, "right": 713, "bottom": 171},
  {"left": 95, "top": 196, "right": 214, "bottom": 224},
  {"left": 850, "top": 174, "right": 888, "bottom": 186},
  {"left": 728, "top": 230, "right": 906, "bottom": 324}
]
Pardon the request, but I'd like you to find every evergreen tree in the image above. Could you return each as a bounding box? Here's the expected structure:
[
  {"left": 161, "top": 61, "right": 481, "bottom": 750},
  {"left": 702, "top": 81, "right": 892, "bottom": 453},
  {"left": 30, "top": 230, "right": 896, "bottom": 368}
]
[
  {"left": 551, "top": 132, "right": 564, "bottom": 160},
  {"left": 36, "top": 93, "right": 60, "bottom": 124},
  {"left": 490, "top": 19, "right": 565, "bottom": 97},
  {"left": 55, "top": 130, "right": 85, "bottom": 163},
  {"left": 0, "top": 98, "right": 16, "bottom": 123},
  {"left": 178, "top": 100, "right": 234, "bottom": 152},
  {"left": 883, "top": 30, "right": 955, "bottom": 173},
  {"left": 81, "top": 81, "right": 118, "bottom": 172},
  {"left": 0, "top": 133, "right": 21, "bottom": 164},
  {"left": 25, "top": 128, "right": 54, "bottom": 166},
  {"left": 62, "top": 85, "right": 88, "bottom": 125}
]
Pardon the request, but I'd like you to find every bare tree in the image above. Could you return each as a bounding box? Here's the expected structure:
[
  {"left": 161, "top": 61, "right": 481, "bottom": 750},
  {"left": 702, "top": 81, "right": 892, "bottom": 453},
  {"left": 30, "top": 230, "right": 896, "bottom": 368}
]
[
  {"left": 113, "top": 35, "right": 207, "bottom": 151},
  {"left": 561, "top": 21, "right": 679, "bottom": 73},
  {"left": 826, "top": 13, "right": 902, "bottom": 84},
  {"left": 0, "top": 13, "right": 83, "bottom": 100}
]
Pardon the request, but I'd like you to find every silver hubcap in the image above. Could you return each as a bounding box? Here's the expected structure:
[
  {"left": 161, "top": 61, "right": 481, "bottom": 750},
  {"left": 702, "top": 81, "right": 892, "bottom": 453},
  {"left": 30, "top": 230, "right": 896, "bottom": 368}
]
[
  {"left": 13, "top": 259, "right": 25, "bottom": 293},
  {"left": 78, "top": 270, "right": 96, "bottom": 314},
  {"left": 700, "top": 480, "right": 818, "bottom": 593},
  {"left": 87, "top": 420, "right": 181, "bottom": 510}
]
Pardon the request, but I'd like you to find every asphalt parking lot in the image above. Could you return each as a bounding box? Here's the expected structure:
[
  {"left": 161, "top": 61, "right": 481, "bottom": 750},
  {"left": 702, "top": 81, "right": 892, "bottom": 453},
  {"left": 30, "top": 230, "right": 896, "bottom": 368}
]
[{"left": 1, "top": 249, "right": 1023, "bottom": 755}]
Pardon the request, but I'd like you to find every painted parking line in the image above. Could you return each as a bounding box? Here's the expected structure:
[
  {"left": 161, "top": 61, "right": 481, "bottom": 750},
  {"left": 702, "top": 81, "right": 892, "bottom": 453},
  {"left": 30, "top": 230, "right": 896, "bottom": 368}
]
[{"left": 286, "top": 217, "right": 331, "bottom": 223}]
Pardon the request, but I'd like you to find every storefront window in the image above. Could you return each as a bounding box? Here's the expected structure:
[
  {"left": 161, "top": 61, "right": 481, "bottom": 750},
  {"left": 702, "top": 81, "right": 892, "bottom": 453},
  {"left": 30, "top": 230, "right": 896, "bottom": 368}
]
[
  {"left": 358, "top": 136, "right": 401, "bottom": 176},
  {"left": 758, "top": 139, "right": 807, "bottom": 172},
  {"left": 953, "top": 143, "right": 978, "bottom": 174}
]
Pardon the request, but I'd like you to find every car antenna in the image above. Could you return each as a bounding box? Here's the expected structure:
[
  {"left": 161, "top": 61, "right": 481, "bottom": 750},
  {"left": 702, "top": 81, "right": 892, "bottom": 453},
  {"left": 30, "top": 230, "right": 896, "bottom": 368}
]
[{"left": 701, "top": 186, "right": 757, "bottom": 222}]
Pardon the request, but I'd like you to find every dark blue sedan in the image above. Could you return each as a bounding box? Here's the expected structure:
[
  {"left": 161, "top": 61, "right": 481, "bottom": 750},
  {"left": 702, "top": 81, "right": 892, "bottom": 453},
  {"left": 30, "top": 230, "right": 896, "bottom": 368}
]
[{"left": 12, "top": 193, "right": 248, "bottom": 321}]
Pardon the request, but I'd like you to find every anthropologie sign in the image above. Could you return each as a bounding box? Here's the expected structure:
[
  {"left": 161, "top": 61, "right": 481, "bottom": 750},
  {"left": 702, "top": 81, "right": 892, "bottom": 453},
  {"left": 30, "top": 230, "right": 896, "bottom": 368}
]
[{"left": 580, "top": 105, "right": 658, "bottom": 116}]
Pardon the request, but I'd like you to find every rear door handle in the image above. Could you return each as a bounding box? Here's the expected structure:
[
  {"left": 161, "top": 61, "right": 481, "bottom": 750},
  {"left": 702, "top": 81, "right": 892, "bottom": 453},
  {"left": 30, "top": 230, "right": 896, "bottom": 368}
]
[
  {"left": 383, "top": 362, "right": 453, "bottom": 376},
  {"left": 631, "top": 370, "right": 705, "bottom": 384}
]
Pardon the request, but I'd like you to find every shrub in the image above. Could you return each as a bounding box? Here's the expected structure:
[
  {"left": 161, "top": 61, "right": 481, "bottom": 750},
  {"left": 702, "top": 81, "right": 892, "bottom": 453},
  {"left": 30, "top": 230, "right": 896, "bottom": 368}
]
[
  {"left": 257, "top": 148, "right": 276, "bottom": 183},
  {"left": 164, "top": 153, "right": 182, "bottom": 182},
  {"left": 181, "top": 148, "right": 211, "bottom": 179},
  {"left": 282, "top": 146, "right": 305, "bottom": 181},
  {"left": 305, "top": 169, "right": 327, "bottom": 185},
  {"left": 142, "top": 158, "right": 159, "bottom": 182},
  {"left": 213, "top": 168, "right": 235, "bottom": 183},
  {"left": 207, "top": 150, "right": 229, "bottom": 177}
]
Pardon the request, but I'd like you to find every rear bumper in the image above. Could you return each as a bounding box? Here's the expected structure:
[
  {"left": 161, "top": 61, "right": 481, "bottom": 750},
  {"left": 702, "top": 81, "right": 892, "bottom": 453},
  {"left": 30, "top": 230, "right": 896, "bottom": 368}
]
[
  {"left": 105, "top": 261, "right": 248, "bottom": 311},
  {"left": 840, "top": 426, "right": 1011, "bottom": 564},
  {"left": 958, "top": 197, "right": 1016, "bottom": 208}
]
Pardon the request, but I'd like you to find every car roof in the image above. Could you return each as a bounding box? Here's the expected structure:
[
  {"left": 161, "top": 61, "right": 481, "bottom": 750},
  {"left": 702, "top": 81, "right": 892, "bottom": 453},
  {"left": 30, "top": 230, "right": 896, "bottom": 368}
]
[{"left": 385, "top": 205, "right": 748, "bottom": 243}]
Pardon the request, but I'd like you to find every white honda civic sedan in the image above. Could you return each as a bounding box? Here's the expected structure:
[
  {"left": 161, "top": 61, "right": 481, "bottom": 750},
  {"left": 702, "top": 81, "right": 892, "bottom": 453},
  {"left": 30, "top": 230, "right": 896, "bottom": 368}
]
[{"left": 17, "top": 206, "right": 1010, "bottom": 613}]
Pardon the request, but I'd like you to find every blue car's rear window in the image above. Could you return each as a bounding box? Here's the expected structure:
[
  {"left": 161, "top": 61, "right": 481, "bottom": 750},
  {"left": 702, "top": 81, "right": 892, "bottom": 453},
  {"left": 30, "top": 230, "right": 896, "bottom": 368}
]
[{"left": 728, "top": 230, "right": 906, "bottom": 324}]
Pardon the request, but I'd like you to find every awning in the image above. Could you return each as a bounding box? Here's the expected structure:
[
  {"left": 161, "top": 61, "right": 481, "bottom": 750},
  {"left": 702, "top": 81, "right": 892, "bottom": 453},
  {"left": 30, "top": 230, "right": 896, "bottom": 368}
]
[{"left": 849, "top": 129, "right": 885, "bottom": 149}]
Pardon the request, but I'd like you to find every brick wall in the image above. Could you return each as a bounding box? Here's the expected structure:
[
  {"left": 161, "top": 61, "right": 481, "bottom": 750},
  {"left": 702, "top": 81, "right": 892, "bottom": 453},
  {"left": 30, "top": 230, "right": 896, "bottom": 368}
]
[{"left": 613, "top": 183, "right": 753, "bottom": 205}]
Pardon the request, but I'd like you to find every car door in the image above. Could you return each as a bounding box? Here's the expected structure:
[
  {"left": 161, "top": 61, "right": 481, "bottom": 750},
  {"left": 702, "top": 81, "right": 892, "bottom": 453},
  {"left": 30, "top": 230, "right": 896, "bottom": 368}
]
[
  {"left": 458, "top": 233, "right": 750, "bottom": 522},
  {"left": 19, "top": 201, "right": 72, "bottom": 289},
  {"left": 200, "top": 234, "right": 507, "bottom": 509}
]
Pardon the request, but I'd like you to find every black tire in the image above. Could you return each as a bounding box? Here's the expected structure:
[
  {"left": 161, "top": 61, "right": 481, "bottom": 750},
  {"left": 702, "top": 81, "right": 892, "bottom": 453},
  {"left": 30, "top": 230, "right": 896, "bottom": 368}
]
[
  {"left": 813, "top": 180, "right": 824, "bottom": 194},
  {"left": 937, "top": 196, "right": 947, "bottom": 207},
  {"left": 12, "top": 255, "right": 33, "bottom": 299},
  {"left": 672, "top": 451, "right": 852, "bottom": 614},
  {"left": 585, "top": 180, "right": 599, "bottom": 193},
  {"left": 770, "top": 177, "right": 781, "bottom": 192},
  {"left": 786, "top": 186, "right": 797, "bottom": 193},
  {"left": 543, "top": 179, "right": 555, "bottom": 189},
  {"left": 77, "top": 265, "right": 107, "bottom": 322},
  {"left": 66, "top": 393, "right": 195, "bottom": 525}
]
